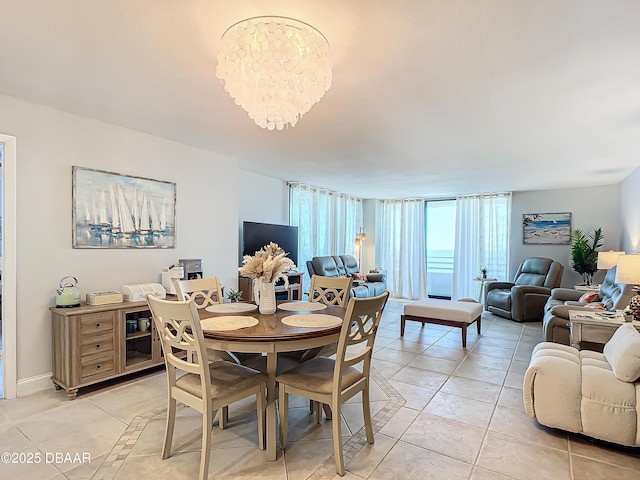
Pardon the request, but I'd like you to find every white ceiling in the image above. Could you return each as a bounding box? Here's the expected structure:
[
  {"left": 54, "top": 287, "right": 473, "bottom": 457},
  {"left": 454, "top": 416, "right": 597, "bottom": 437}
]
[{"left": 1, "top": 0, "right": 639, "bottom": 199}]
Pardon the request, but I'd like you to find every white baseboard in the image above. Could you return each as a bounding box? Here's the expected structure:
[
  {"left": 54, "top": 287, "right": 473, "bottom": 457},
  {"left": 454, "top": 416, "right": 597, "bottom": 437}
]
[{"left": 17, "top": 372, "right": 54, "bottom": 397}]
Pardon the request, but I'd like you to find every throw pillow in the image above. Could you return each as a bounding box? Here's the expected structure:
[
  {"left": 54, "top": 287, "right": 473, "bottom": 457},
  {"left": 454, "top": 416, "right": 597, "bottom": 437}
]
[
  {"left": 578, "top": 292, "right": 599, "bottom": 303},
  {"left": 366, "top": 273, "right": 385, "bottom": 283},
  {"left": 584, "top": 302, "right": 606, "bottom": 310},
  {"left": 351, "top": 273, "right": 366, "bottom": 281},
  {"left": 603, "top": 323, "right": 640, "bottom": 382}
]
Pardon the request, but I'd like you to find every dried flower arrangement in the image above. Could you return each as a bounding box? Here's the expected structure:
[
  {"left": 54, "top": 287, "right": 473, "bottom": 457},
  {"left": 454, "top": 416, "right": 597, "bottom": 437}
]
[{"left": 238, "top": 242, "right": 296, "bottom": 285}]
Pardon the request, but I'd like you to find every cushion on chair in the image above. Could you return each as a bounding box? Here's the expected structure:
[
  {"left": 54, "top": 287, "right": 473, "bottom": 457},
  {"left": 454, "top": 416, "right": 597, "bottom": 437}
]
[
  {"left": 578, "top": 292, "right": 599, "bottom": 303},
  {"left": 603, "top": 323, "right": 640, "bottom": 382},
  {"left": 176, "top": 361, "right": 265, "bottom": 399},
  {"left": 275, "top": 356, "right": 363, "bottom": 395}
]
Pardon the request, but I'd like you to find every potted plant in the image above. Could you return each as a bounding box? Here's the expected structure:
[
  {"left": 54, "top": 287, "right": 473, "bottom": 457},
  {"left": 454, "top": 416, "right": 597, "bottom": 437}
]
[
  {"left": 480, "top": 267, "right": 488, "bottom": 279},
  {"left": 570, "top": 227, "right": 604, "bottom": 285},
  {"left": 226, "top": 289, "right": 243, "bottom": 303}
]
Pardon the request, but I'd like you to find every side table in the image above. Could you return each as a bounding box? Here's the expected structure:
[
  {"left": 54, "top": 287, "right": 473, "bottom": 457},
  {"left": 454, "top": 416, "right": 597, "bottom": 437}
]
[
  {"left": 568, "top": 310, "right": 640, "bottom": 350},
  {"left": 472, "top": 277, "right": 497, "bottom": 305}
]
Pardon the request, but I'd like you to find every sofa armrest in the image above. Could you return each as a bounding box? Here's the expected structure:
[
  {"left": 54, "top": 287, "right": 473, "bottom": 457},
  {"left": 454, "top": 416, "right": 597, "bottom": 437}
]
[
  {"left": 365, "top": 273, "right": 385, "bottom": 283},
  {"left": 486, "top": 281, "right": 514, "bottom": 293},
  {"left": 549, "top": 304, "right": 596, "bottom": 319},
  {"left": 512, "top": 285, "right": 552, "bottom": 296},
  {"left": 549, "top": 288, "right": 583, "bottom": 302}
]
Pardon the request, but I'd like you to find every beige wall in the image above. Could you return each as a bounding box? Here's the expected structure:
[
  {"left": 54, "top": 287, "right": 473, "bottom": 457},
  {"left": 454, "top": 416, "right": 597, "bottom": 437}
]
[
  {"left": 620, "top": 166, "right": 640, "bottom": 254},
  {"left": 510, "top": 185, "right": 621, "bottom": 287},
  {"left": 0, "top": 95, "right": 243, "bottom": 394}
]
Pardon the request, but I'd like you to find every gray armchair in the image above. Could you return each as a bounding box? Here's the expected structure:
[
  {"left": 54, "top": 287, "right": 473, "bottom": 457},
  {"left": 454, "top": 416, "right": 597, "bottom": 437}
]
[
  {"left": 542, "top": 266, "right": 635, "bottom": 345},
  {"left": 485, "top": 257, "right": 564, "bottom": 322}
]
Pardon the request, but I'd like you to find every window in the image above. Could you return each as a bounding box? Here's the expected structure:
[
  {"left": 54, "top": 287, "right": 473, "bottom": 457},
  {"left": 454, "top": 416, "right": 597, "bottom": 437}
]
[
  {"left": 289, "top": 183, "right": 362, "bottom": 292},
  {"left": 425, "top": 200, "right": 456, "bottom": 299}
]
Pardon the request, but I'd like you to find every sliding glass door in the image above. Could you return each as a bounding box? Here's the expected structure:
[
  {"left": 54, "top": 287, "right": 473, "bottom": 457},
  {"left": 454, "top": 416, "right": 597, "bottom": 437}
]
[{"left": 425, "top": 200, "right": 456, "bottom": 299}]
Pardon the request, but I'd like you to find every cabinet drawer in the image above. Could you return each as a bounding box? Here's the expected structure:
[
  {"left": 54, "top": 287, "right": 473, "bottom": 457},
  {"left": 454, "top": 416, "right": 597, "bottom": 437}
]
[
  {"left": 80, "top": 312, "right": 115, "bottom": 336},
  {"left": 80, "top": 354, "right": 115, "bottom": 381},
  {"left": 81, "top": 334, "right": 114, "bottom": 357}
]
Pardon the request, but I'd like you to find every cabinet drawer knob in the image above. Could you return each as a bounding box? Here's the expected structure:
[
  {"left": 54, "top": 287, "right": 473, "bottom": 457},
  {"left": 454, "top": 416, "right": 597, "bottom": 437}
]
[
  {"left": 96, "top": 344, "right": 101, "bottom": 349},
  {"left": 96, "top": 365, "right": 101, "bottom": 369},
  {"left": 96, "top": 323, "right": 101, "bottom": 328}
]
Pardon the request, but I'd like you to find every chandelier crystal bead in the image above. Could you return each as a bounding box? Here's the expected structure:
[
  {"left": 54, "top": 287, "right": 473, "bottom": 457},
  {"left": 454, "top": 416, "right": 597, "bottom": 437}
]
[{"left": 216, "top": 16, "right": 331, "bottom": 130}]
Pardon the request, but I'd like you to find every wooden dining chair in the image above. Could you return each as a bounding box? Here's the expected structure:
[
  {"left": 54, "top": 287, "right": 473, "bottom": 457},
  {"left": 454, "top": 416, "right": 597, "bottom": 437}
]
[
  {"left": 173, "top": 276, "right": 223, "bottom": 308},
  {"left": 174, "top": 277, "right": 239, "bottom": 357},
  {"left": 276, "top": 290, "right": 389, "bottom": 476},
  {"left": 309, "top": 274, "right": 353, "bottom": 308},
  {"left": 147, "top": 295, "right": 266, "bottom": 480}
]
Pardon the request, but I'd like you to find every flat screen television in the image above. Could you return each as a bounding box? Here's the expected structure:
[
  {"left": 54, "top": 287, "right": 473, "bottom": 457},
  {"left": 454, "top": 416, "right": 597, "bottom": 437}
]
[{"left": 242, "top": 221, "right": 299, "bottom": 269}]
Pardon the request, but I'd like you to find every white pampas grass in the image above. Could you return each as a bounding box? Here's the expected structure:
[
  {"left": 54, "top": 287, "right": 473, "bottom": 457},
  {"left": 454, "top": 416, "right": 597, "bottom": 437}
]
[{"left": 239, "top": 242, "right": 296, "bottom": 284}]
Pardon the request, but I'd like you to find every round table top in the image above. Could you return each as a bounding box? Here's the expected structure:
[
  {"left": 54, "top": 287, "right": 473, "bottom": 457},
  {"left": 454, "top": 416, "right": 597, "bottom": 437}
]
[
  {"left": 199, "top": 301, "right": 345, "bottom": 343},
  {"left": 472, "top": 276, "right": 497, "bottom": 282}
]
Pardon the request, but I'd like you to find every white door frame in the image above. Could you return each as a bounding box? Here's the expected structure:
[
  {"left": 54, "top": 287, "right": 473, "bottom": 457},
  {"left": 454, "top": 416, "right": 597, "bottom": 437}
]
[{"left": 1, "top": 134, "right": 17, "bottom": 399}]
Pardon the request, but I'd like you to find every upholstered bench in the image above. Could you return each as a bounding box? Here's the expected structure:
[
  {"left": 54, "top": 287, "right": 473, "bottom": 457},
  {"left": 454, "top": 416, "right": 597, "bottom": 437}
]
[{"left": 401, "top": 298, "right": 483, "bottom": 348}]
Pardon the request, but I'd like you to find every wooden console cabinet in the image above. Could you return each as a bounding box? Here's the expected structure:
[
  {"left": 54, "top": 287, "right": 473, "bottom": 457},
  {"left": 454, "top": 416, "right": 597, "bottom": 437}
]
[
  {"left": 50, "top": 300, "right": 167, "bottom": 400},
  {"left": 238, "top": 271, "right": 304, "bottom": 302}
]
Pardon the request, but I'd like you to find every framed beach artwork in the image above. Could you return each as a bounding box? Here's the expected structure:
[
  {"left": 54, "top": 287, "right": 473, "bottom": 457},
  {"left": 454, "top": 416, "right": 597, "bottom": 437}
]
[
  {"left": 522, "top": 212, "right": 571, "bottom": 245},
  {"left": 72, "top": 166, "right": 176, "bottom": 248}
]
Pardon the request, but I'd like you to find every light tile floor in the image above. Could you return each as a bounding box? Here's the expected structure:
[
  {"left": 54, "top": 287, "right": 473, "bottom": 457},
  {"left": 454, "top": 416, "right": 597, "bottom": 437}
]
[{"left": 1, "top": 300, "right": 639, "bottom": 479}]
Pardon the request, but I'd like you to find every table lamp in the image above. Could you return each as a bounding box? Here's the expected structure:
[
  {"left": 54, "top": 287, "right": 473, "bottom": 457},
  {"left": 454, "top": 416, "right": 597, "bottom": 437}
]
[
  {"left": 614, "top": 254, "right": 640, "bottom": 320},
  {"left": 597, "top": 250, "right": 625, "bottom": 270}
]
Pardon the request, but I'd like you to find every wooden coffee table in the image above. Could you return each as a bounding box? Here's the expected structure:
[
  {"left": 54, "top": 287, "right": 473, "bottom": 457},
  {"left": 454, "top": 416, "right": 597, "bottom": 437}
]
[{"left": 568, "top": 310, "right": 640, "bottom": 349}]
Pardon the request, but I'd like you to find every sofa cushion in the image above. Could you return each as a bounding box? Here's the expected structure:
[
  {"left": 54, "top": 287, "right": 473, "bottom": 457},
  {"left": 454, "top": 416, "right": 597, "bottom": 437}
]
[
  {"left": 603, "top": 323, "right": 640, "bottom": 382},
  {"left": 578, "top": 292, "right": 599, "bottom": 303},
  {"left": 580, "top": 354, "right": 638, "bottom": 445}
]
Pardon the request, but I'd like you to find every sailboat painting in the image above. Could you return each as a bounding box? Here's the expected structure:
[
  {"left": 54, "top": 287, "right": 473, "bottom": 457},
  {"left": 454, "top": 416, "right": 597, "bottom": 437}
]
[{"left": 72, "top": 166, "right": 176, "bottom": 248}]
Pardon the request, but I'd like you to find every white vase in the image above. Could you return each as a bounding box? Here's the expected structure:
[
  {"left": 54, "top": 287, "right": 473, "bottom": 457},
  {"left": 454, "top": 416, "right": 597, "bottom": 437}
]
[{"left": 255, "top": 280, "right": 276, "bottom": 314}]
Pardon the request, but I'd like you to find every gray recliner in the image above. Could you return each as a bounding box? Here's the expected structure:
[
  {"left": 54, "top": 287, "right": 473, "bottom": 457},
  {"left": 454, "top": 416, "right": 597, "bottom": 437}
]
[
  {"left": 485, "top": 257, "right": 564, "bottom": 322},
  {"left": 542, "top": 265, "right": 635, "bottom": 345}
]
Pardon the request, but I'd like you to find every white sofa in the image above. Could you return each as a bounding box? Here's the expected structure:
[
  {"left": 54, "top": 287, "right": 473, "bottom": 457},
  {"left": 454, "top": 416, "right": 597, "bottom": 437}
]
[{"left": 524, "top": 323, "right": 640, "bottom": 446}]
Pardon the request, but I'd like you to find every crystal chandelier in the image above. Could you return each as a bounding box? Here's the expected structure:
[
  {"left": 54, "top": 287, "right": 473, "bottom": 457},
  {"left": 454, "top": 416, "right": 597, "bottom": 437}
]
[{"left": 216, "top": 16, "right": 331, "bottom": 130}]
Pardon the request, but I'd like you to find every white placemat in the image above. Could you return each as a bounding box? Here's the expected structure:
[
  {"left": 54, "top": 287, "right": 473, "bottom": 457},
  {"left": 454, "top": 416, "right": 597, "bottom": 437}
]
[
  {"left": 205, "top": 303, "right": 257, "bottom": 314},
  {"left": 278, "top": 301, "right": 328, "bottom": 312},
  {"left": 281, "top": 314, "right": 343, "bottom": 328},
  {"left": 201, "top": 316, "right": 259, "bottom": 331}
]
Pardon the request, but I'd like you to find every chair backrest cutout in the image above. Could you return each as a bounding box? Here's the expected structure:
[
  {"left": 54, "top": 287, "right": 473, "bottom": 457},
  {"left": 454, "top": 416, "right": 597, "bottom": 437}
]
[
  {"left": 173, "top": 276, "right": 224, "bottom": 309},
  {"left": 309, "top": 275, "right": 353, "bottom": 308}
]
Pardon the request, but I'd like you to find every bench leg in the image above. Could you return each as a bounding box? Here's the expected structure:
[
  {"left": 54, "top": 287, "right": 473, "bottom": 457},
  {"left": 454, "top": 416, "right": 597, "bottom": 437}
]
[
  {"left": 461, "top": 324, "right": 467, "bottom": 349},
  {"left": 400, "top": 315, "right": 405, "bottom": 336}
]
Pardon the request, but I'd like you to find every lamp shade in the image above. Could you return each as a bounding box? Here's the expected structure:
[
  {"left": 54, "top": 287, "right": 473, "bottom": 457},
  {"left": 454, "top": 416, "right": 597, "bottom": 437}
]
[
  {"left": 614, "top": 254, "right": 640, "bottom": 284},
  {"left": 597, "top": 250, "right": 625, "bottom": 269}
]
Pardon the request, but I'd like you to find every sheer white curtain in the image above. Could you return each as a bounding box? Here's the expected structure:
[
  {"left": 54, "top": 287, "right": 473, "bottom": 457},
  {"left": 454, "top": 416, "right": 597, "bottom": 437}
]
[
  {"left": 376, "top": 199, "right": 426, "bottom": 299},
  {"left": 289, "top": 183, "right": 362, "bottom": 292},
  {"left": 452, "top": 193, "right": 511, "bottom": 300}
]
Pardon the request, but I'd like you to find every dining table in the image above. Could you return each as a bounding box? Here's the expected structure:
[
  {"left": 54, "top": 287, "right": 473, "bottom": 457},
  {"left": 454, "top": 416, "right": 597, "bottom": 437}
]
[{"left": 198, "top": 300, "right": 346, "bottom": 461}]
